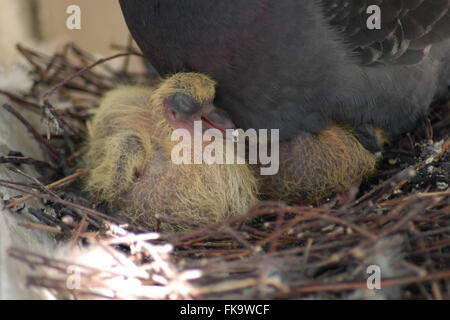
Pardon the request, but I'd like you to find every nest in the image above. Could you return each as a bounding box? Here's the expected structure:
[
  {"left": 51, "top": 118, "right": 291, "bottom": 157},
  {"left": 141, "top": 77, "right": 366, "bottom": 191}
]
[{"left": 0, "top": 42, "right": 449, "bottom": 300}]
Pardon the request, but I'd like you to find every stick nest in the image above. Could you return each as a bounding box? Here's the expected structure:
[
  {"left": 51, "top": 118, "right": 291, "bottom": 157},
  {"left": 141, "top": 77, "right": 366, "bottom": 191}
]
[{"left": 0, "top": 42, "right": 448, "bottom": 300}]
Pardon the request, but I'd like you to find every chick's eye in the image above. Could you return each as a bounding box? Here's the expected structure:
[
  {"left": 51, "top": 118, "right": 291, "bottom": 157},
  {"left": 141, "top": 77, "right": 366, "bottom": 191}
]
[{"left": 169, "top": 92, "right": 201, "bottom": 115}]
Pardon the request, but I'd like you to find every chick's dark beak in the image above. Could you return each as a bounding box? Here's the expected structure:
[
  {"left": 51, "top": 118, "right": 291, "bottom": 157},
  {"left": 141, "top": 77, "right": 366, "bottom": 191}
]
[
  {"left": 200, "top": 103, "right": 235, "bottom": 133},
  {"left": 164, "top": 94, "right": 235, "bottom": 134}
]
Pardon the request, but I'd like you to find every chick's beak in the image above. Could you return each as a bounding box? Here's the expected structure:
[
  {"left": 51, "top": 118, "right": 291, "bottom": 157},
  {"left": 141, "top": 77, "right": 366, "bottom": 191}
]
[
  {"left": 200, "top": 103, "right": 235, "bottom": 133},
  {"left": 163, "top": 101, "right": 235, "bottom": 136}
]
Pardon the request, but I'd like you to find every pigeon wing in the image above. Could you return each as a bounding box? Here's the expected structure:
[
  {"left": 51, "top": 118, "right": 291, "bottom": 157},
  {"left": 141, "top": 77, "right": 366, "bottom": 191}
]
[{"left": 319, "top": 0, "right": 450, "bottom": 65}]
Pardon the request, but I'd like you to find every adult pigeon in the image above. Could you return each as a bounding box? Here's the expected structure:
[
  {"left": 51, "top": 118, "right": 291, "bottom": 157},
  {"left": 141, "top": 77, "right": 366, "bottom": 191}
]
[{"left": 118, "top": 0, "right": 450, "bottom": 150}]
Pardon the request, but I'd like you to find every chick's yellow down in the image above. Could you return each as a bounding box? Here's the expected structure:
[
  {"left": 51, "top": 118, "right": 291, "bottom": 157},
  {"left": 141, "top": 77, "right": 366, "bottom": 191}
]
[
  {"left": 259, "top": 126, "right": 385, "bottom": 204},
  {"left": 85, "top": 73, "right": 259, "bottom": 231},
  {"left": 85, "top": 72, "right": 385, "bottom": 231}
]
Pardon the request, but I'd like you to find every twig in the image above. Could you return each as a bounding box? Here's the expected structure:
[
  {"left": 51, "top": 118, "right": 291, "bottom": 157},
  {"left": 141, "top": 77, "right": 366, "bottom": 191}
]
[
  {"left": 276, "top": 269, "right": 450, "bottom": 297},
  {"left": 0, "top": 90, "right": 41, "bottom": 113},
  {"left": 0, "top": 156, "right": 55, "bottom": 169},
  {"left": 4, "top": 168, "right": 87, "bottom": 209},
  {"left": 41, "top": 52, "right": 143, "bottom": 102},
  {"left": 18, "top": 221, "right": 63, "bottom": 234},
  {"left": 2, "top": 103, "right": 59, "bottom": 161}
]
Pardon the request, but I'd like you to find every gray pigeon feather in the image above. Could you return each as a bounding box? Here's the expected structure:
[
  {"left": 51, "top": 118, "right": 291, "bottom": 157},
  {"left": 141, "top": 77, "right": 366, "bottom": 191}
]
[{"left": 119, "top": 0, "right": 450, "bottom": 148}]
